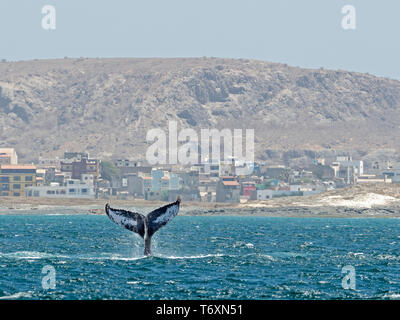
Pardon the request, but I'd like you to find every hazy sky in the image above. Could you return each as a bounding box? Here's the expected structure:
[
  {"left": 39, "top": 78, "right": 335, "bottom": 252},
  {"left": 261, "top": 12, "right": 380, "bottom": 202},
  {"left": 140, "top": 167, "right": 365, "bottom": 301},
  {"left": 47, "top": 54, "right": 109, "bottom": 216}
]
[{"left": 1, "top": 0, "right": 399, "bottom": 79}]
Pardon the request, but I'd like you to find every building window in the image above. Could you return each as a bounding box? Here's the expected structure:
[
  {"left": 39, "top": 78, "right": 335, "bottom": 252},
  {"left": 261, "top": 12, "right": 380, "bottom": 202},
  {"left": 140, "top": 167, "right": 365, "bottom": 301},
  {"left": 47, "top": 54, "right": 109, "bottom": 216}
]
[
  {"left": 13, "top": 184, "right": 21, "bottom": 189},
  {"left": 25, "top": 176, "right": 33, "bottom": 182},
  {"left": 14, "top": 176, "right": 21, "bottom": 181},
  {"left": 69, "top": 189, "right": 75, "bottom": 193},
  {"left": 13, "top": 192, "right": 20, "bottom": 196},
  {"left": 81, "top": 188, "right": 88, "bottom": 194},
  {"left": 0, "top": 177, "right": 9, "bottom": 183}
]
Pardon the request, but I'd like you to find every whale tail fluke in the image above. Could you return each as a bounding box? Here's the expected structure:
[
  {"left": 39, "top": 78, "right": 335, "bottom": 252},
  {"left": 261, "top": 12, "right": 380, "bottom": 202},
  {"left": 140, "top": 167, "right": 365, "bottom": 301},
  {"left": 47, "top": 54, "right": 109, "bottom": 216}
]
[
  {"left": 105, "top": 196, "right": 181, "bottom": 255},
  {"left": 146, "top": 197, "right": 181, "bottom": 237},
  {"left": 105, "top": 204, "right": 145, "bottom": 238}
]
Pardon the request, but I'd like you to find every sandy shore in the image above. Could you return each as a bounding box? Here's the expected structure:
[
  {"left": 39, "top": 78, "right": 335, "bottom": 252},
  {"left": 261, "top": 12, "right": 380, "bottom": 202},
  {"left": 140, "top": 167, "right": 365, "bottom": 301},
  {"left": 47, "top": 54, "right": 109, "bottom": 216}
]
[{"left": 1, "top": 184, "right": 399, "bottom": 217}]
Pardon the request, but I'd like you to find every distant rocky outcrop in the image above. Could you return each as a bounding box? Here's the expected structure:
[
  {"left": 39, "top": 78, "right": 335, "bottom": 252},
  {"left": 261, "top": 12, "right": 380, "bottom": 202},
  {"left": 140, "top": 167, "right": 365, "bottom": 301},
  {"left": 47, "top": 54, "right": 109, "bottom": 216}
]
[{"left": 0, "top": 57, "right": 399, "bottom": 165}]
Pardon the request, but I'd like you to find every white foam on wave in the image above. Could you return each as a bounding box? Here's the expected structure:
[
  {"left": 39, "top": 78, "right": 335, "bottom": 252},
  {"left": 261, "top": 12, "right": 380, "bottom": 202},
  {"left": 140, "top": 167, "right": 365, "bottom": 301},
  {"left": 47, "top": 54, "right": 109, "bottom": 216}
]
[
  {"left": 258, "top": 254, "right": 276, "bottom": 261},
  {"left": 0, "top": 251, "right": 227, "bottom": 261},
  {"left": 300, "top": 242, "right": 313, "bottom": 248},
  {"left": 0, "top": 291, "right": 33, "bottom": 300},
  {"left": 74, "top": 253, "right": 146, "bottom": 261},
  {"left": 100, "top": 255, "right": 145, "bottom": 261},
  {"left": 154, "top": 253, "right": 225, "bottom": 260},
  {"left": 383, "top": 293, "right": 400, "bottom": 299},
  {"left": 0, "top": 251, "right": 146, "bottom": 261},
  {"left": 0, "top": 251, "right": 281, "bottom": 263},
  {"left": 376, "top": 254, "right": 400, "bottom": 261},
  {"left": 347, "top": 252, "right": 365, "bottom": 257},
  {"left": 233, "top": 241, "right": 255, "bottom": 249},
  {"left": 0, "top": 251, "right": 67, "bottom": 260}
]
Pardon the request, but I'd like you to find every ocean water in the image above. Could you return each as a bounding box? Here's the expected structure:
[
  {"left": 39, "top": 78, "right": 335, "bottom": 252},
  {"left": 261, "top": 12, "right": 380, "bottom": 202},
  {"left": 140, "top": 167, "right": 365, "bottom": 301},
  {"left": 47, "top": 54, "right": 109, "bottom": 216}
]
[{"left": 0, "top": 214, "right": 399, "bottom": 300}]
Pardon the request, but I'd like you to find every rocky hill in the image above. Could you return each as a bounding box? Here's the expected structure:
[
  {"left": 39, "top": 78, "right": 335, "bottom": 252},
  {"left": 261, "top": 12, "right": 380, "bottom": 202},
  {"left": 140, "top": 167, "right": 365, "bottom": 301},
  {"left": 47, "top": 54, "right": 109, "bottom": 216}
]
[{"left": 0, "top": 57, "right": 399, "bottom": 165}]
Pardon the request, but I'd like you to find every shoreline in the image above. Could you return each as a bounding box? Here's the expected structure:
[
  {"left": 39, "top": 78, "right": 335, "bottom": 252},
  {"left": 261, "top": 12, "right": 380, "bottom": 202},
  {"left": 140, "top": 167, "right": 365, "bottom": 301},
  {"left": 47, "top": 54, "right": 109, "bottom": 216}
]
[
  {"left": 1, "top": 202, "right": 399, "bottom": 219},
  {"left": 1, "top": 209, "right": 399, "bottom": 218},
  {"left": 1, "top": 184, "right": 399, "bottom": 218}
]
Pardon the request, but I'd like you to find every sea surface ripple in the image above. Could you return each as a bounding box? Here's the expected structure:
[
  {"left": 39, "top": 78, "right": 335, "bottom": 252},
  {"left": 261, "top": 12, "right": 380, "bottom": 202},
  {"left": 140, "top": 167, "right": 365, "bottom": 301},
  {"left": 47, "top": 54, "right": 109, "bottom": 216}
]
[{"left": 0, "top": 214, "right": 399, "bottom": 299}]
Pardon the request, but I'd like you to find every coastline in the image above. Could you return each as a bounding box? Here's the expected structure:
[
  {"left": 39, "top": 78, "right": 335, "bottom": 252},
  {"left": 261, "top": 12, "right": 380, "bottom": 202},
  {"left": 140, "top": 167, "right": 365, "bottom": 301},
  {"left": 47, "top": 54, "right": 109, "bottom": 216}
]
[
  {"left": 0, "top": 204, "right": 399, "bottom": 218},
  {"left": 1, "top": 184, "right": 399, "bottom": 218}
]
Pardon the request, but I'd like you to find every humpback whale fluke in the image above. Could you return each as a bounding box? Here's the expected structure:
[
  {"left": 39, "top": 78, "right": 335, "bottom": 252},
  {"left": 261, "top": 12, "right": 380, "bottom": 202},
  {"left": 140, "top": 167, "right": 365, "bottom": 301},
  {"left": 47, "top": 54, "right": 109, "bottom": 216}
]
[{"left": 105, "top": 196, "right": 181, "bottom": 255}]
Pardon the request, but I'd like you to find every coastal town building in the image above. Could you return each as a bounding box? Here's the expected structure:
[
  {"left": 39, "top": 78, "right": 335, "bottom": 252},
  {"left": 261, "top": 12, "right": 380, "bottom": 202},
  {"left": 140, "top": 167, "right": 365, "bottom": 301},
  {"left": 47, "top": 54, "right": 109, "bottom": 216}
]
[
  {"left": 242, "top": 182, "right": 256, "bottom": 198},
  {"left": 115, "top": 159, "right": 142, "bottom": 167},
  {"left": 115, "top": 159, "right": 152, "bottom": 176},
  {"left": 334, "top": 156, "right": 364, "bottom": 176},
  {"left": 255, "top": 189, "right": 273, "bottom": 200},
  {"left": 386, "top": 162, "right": 400, "bottom": 183},
  {"left": 216, "top": 176, "right": 240, "bottom": 203},
  {"left": 0, "top": 164, "right": 36, "bottom": 197},
  {"left": 140, "top": 169, "right": 200, "bottom": 201},
  {"left": 25, "top": 177, "right": 95, "bottom": 198},
  {"left": 37, "top": 157, "right": 61, "bottom": 170},
  {"left": 204, "top": 163, "right": 220, "bottom": 177},
  {"left": 126, "top": 174, "right": 144, "bottom": 197},
  {"left": 1, "top": 145, "right": 398, "bottom": 202},
  {"left": 60, "top": 153, "right": 100, "bottom": 181},
  {"left": 308, "top": 164, "right": 335, "bottom": 180},
  {"left": 0, "top": 148, "right": 18, "bottom": 165},
  {"left": 264, "top": 166, "right": 287, "bottom": 179},
  {"left": 392, "top": 171, "right": 400, "bottom": 183}
]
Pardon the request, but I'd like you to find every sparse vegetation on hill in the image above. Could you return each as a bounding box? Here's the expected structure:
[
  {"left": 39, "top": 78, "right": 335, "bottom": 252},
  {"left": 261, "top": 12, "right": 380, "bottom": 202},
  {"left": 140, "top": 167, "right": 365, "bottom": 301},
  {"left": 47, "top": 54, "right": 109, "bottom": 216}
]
[{"left": 0, "top": 57, "right": 399, "bottom": 164}]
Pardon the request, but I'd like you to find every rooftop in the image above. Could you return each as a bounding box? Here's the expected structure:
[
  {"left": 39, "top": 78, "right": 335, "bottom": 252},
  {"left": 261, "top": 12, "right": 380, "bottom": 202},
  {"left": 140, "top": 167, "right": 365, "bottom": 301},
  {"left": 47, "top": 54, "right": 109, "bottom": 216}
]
[
  {"left": 222, "top": 181, "right": 240, "bottom": 186},
  {"left": 0, "top": 148, "right": 16, "bottom": 153},
  {"left": 0, "top": 164, "right": 36, "bottom": 170}
]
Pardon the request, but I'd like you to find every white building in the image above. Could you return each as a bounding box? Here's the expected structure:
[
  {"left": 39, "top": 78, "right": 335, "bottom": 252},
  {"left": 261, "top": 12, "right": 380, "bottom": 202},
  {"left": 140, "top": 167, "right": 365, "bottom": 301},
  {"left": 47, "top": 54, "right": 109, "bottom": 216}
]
[
  {"left": 37, "top": 157, "right": 61, "bottom": 170},
  {"left": 115, "top": 159, "right": 145, "bottom": 167},
  {"left": 0, "top": 148, "right": 18, "bottom": 165},
  {"left": 336, "top": 156, "right": 352, "bottom": 162},
  {"left": 290, "top": 185, "right": 302, "bottom": 192},
  {"left": 25, "top": 179, "right": 95, "bottom": 198},
  {"left": 256, "top": 187, "right": 320, "bottom": 200},
  {"left": 335, "top": 156, "right": 364, "bottom": 176},
  {"left": 256, "top": 190, "right": 274, "bottom": 200},
  {"left": 81, "top": 174, "right": 95, "bottom": 185},
  {"left": 393, "top": 173, "right": 400, "bottom": 183},
  {"left": 392, "top": 162, "right": 400, "bottom": 183}
]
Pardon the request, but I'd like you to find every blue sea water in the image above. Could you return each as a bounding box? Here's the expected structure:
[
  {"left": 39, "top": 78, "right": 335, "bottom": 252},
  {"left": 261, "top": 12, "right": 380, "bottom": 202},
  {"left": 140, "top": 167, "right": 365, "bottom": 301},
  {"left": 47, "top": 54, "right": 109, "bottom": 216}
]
[{"left": 0, "top": 214, "right": 399, "bottom": 300}]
